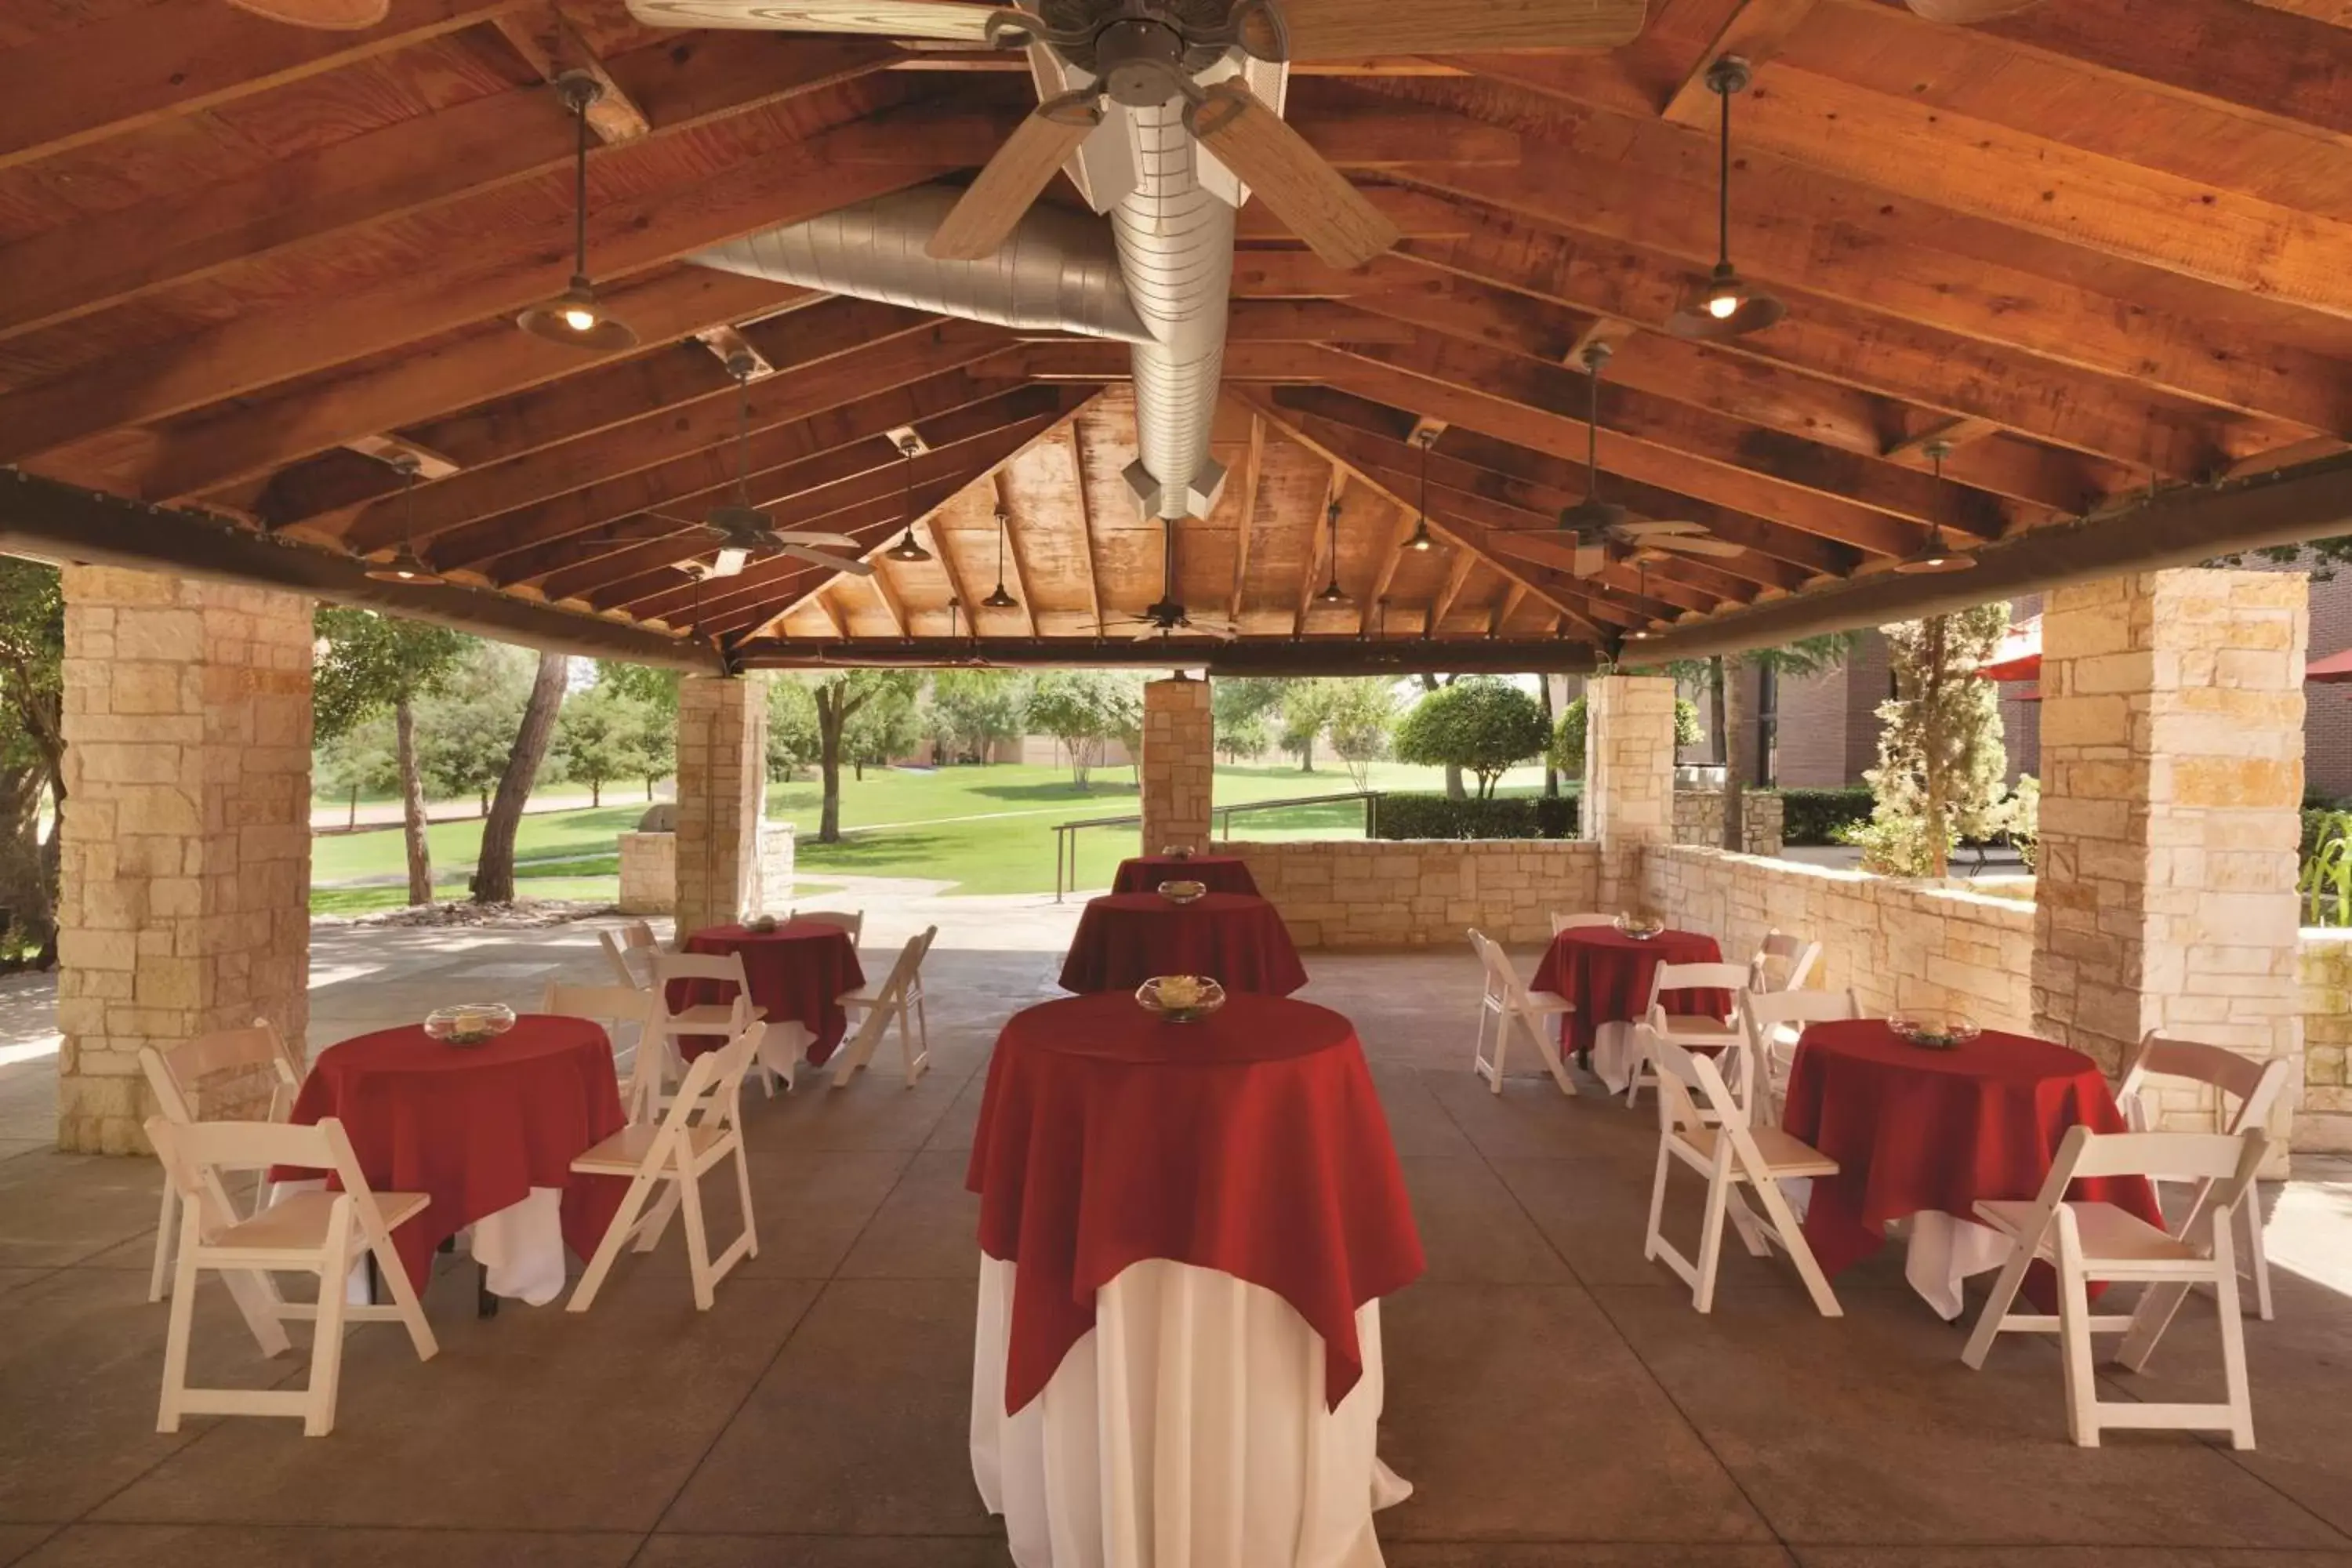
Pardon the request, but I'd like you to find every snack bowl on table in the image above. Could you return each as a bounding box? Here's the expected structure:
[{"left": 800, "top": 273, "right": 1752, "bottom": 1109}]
[
  {"left": 1136, "top": 975, "right": 1226, "bottom": 1024},
  {"left": 424, "top": 1004, "right": 517, "bottom": 1049},
  {"left": 1160, "top": 844, "right": 1196, "bottom": 861},
  {"left": 744, "top": 913, "right": 779, "bottom": 934},
  {"left": 1888, "top": 1010, "right": 1981, "bottom": 1051},
  {"left": 1158, "top": 879, "right": 1208, "bottom": 905},
  {"left": 1613, "top": 912, "right": 1667, "bottom": 940}
]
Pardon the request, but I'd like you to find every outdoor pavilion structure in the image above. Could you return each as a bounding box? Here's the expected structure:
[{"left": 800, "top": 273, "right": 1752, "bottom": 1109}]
[{"left": 0, "top": 0, "right": 2347, "bottom": 1156}]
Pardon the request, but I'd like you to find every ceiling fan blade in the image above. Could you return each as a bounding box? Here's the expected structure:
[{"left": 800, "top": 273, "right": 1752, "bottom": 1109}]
[
  {"left": 927, "top": 100, "right": 1103, "bottom": 262},
  {"left": 226, "top": 0, "right": 390, "bottom": 27},
  {"left": 1185, "top": 86, "right": 1399, "bottom": 270},
  {"left": 779, "top": 544, "right": 877, "bottom": 578},
  {"left": 1488, "top": 532, "right": 1589, "bottom": 573},
  {"left": 1906, "top": 0, "right": 2042, "bottom": 22},
  {"left": 1263, "top": 0, "right": 1647, "bottom": 59},
  {"left": 768, "top": 530, "right": 862, "bottom": 550},
  {"left": 1613, "top": 518, "right": 1707, "bottom": 537},
  {"left": 1131, "top": 625, "right": 1171, "bottom": 642},
  {"left": 625, "top": 0, "right": 1007, "bottom": 38},
  {"left": 1642, "top": 535, "right": 1746, "bottom": 558}
]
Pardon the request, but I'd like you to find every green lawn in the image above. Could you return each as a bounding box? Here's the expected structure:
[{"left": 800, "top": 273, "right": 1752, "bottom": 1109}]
[{"left": 307, "top": 759, "right": 1557, "bottom": 906}]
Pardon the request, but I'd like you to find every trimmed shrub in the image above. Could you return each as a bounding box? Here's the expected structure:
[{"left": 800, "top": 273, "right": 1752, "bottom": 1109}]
[
  {"left": 1372, "top": 793, "right": 1578, "bottom": 840},
  {"left": 1777, "top": 786, "right": 1874, "bottom": 846}
]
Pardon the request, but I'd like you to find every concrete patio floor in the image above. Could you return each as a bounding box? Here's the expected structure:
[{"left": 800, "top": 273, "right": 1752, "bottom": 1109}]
[{"left": 2, "top": 923, "right": 2350, "bottom": 1566}]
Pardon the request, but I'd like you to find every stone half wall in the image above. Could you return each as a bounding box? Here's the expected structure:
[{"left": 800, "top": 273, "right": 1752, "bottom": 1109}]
[
  {"left": 1671, "top": 791, "right": 1784, "bottom": 856},
  {"left": 618, "top": 833, "right": 674, "bottom": 915},
  {"left": 2296, "top": 931, "right": 2352, "bottom": 1151},
  {"left": 1639, "top": 844, "right": 2034, "bottom": 1030},
  {"left": 1219, "top": 839, "right": 1601, "bottom": 948}
]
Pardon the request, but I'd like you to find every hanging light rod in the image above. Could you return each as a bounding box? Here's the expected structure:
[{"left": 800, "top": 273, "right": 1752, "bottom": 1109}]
[
  {"left": 1893, "top": 440, "right": 1980, "bottom": 575},
  {"left": 982, "top": 507, "right": 1020, "bottom": 610},
  {"left": 516, "top": 72, "right": 637, "bottom": 352},
  {"left": 883, "top": 434, "right": 933, "bottom": 564},
  {"left": 1405, "top": 426, "right": 1438, "bottom": 553},
  {"left": 364, "top": 454, "right": 443, "bottom": 584},
  {"left": 1315, "top": 495, "right": 1350, "bottom": 604},
  {"left": 1666, "top": 56, "right": 1786, "bottom": 342}
]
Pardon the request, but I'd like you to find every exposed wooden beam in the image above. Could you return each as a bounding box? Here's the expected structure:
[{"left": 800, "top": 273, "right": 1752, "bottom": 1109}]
[
  {"left": 693, "top": 325, "right": 779, "bottom": 381},
  {"left": 492, "top": 7, "right": 651, "bottom": 143},
  {"left": 1564, "top": 317, "right": 1639, "bottom": 367},
  {"left": 735, "top": 636, "right": 1601, "bottom": 676},
  {"left": 1661, "top": 0, "right": 1820, "bottom": 122},
  {"left": 0, "top": 0, "right": 519, "bottom": 175},
  {"left": 343, "top": 434, "right": 460, "bottom": 481},
  {"left": 1364, "top": 492, "right": 1429, "bottom": 636},
  {"left": 1066, "top": 424, "right": 1110, "bottom": 633},
  {"left": 0, "top": 470, "right": 718, "bottom": 672},
  {"left": 1428, "top": 549, "right": 1480, "bottom": 633},
  {"left": 1229, "top": 416, "right": 1265, "bottom": 623},
  {"left": 1297, "top": 470, "right": 1345, "bottom": 635},
  {"left": 800, "top": 593, "right": 848, "bottom": 641},
  {"left": 863, "top": 566, "right": 909, "bottom": 638},
  {"left": 1882, "top": 416, "right": 2002, "bottom": 466},
  {"left": 1490, "top": 581, "right": 1532, "bottom": 638}
]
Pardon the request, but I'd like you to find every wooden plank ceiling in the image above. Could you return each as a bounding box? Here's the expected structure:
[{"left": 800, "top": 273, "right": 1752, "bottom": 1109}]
[{"left": 3, "top": 0, "right": 2351, "bottom": 670}]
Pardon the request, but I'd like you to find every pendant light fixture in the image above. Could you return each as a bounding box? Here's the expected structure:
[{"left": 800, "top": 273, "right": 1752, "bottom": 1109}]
[
  {"left": 1622, "top": 559, "right": 1657, "bottom": 641},
  {"left": 883, "top": 436, "right": 932, "bottom": 563},
  {"left": 516, "top": 72, "right": 637, "bottom": 352},
  {"left": 365, "top": 455, "right": 443, "bottom": 584},
  {"left": 982, "top": 507, "right": 1021, "bottom": 610},
  {"left": 1893, "top": 439, "right": 1980, "bottom": 575},
  {"left": 1666, "top": 56, "right": 1786, "bottom": 341},
  {"left": 1315, "top": 495, "right": 1350, "bottom": 605},
  {"left": 1404, "top": 428, "right": 1437, "bottom": 552}
]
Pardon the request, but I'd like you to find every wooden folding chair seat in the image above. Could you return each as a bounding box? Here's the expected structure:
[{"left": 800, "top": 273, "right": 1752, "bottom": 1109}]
[
  {"left": 834, "top": 925, "right": 936, "bottom": 1088},
  {"left": 1629, "top": 961, "right": 1751, "bottom": 1112},
  {"left": 147, "top": 1115, "right": 437, "bottom": 1437},
  {"left": 2116, "top": 1033, "right": 2292, "bottom": 1320},
  {"left": 1960, "top": 1125, "right": 2268, "bottom": 1449},
  {"left": 790, "top": 908, "right": 866, "bottom": 942},
  {"left": 140, "top": 1020, "right": 303, "bottom": 1303},
  {"left": 1740, "top": 987, "right": 1860, "bottom": 1127},
  {"left": 1642, "top": 1035, "right": 1842, "bottom": 1317},
  {"left": 543, "top": 980, "right": 666, "bottom": 1125},
  {"left": 567, "top": 1024, "right": 761, "bottom": 1313},
  {"left": 1468, "top": 928, "right": 1577, "bottom": 1097}
]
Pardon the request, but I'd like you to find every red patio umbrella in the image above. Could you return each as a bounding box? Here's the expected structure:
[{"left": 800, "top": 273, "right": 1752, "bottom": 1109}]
[
  {"left": 2306, "top": 648, "right": 2352, "bottom": 683},
  {"left": 1976, "top": 617, "right": 2042, "bottom": 685}
]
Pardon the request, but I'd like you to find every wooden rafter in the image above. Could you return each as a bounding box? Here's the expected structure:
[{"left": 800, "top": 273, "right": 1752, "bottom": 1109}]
[
  {"left": 1296, "top": 468, "right": 1345, "bottom": 635},
  {"left": 1228, "top": 416, "right": 1264, "bottom": 624},
  {"left": 987, "top": 474, "right": 1040, "bottom": 639},
  {"left": 491, "top": 8, "right": 652, "bottom": 144},
  {"left": 1065, "top": 423, "right": 1110, "bottom": 632}
]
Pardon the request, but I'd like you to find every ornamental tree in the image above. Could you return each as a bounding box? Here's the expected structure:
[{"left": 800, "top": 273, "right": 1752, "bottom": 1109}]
[
  {"left": 313, "top": 607, "right": 470, "bottom": 906},
  {"left": 1394, "top": 677, "right": 1548, "bottom": 799},
  {"left": 1024, "top": 670, "right": 1142, "bottom": 790},
  {"left": 1849, "top": 604, "right": 2016, "bottom": 878}
]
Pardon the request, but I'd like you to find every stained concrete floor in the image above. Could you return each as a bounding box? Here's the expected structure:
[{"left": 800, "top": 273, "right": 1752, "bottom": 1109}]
[{"left": 2, "top": 921, "right": 2351, "bottom": 1567}]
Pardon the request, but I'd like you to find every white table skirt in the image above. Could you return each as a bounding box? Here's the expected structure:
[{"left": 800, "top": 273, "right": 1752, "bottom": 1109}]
[
  {"left": 1591, "top": 1022, "right": 1639, "bottom": 1095},
  {"left": 971, "top": 1256, "right": 1410, "bottom": 1568},
  {"left": 1901, "top": 1210, "right": 2015, "bottom": 1320},
  {"left": 274, "top": 1180, "right": 570, "bottom": 1306}
]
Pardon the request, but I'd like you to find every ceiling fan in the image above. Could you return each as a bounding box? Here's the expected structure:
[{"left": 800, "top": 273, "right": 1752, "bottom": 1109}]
[
  {"left": 1099, "top": 520, "right": 1240, "bottom": 641},
  {"left": 224, "top": 0, "right": 388, "bottom": 26},
  {"left": 1905, "top": 0, "right": 2041, "bottom": 20},
  {"left": 625, "top": 0, "right": 1650, "bottom": 269},
  {"left": 1488, "top": 341, "right": 1744, "bottom": 576}
]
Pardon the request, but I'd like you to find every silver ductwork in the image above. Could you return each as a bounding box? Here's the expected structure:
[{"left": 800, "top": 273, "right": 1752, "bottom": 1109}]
[{"left": 695, "top": 187, "right": 1154, "bottom": 345}]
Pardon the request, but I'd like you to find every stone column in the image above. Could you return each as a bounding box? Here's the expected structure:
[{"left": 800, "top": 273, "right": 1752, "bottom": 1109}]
[
  {"left": 673, "top": 673, "right": 769, "bottom": 941},
  {"left": 55, "top": 568, "right": 314, "bottom": 1154},
  {"left": 2031, "top": 569, "right": 2306, "bottom": 1160},
  {"left": 1139, "top": 677, "right": 1213, "bottom": 855},
  {"left": 1583, "top": 674, "right": 1677, "bottom": 912}
]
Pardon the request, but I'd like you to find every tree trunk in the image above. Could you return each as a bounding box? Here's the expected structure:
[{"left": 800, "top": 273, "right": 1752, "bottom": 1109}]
[
  {"left": 394, "top": 693, "right": 433, "bottom": 906},
  {"left": 1538, "top": 672, "right": 1559, "bottom": 799},
  {"left": 818, "top": 690, "right": 847, "bottom": 844},
  {"left": 473, "top": 649, "right": 568, "bottom": 903},
  {"left": 590, "top": 779, "right": 601, "bottom": 807},
  {"left": 1417, "top": 674, "right": 1467, "bottom": 799},
  {"left": 1722, "top": 660, "right": 1749, "bottom": 855},
  {"left": 1708, "top": 656, "right": 1728, "bottom": 767},
  {"left": 347, "top": 783, "right": 358, "bottom": 831}
]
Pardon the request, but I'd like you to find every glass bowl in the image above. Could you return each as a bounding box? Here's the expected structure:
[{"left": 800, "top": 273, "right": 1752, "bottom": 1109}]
[
  {"left": 1136, "top": 975, "right": 1226, "bottom": 1024},
  {"left": 1613, "top": 912, "right": 1666, "bottom": 940},
  {"left": 743, "top": 912, "right": 780, "bottom": 934},
  {"left": 1889, "top": 1011, "right": 1981, "bottom": 1051},
  {"left": 1159, "top": 844, "right": 1196, "bottom": 861},
  {"left": 1158, "top": 880, "right": 1208, "bottom": 905},
  {"left": 424, "top": 1004, "right": 517, "bottom": 1048}
]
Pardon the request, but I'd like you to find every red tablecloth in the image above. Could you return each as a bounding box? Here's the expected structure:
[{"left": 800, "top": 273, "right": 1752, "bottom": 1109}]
[
  {"left": 278, "top": 1016, "right": 626, "bottom": 1294},
  {"left": 1531, "top": 926, "right": 1730, "bottom": 1056},
  {"left": 968, "top": 991, "right": 1424, "bottom": 1415},
  {"left": 1058, "top": 891, "right": 1308, "bottom": 997},
  {"left": 1110, "top": 855, "right": 1261, "bottom": 898},
  {"left": 1782, "top": 1019, "right": 2161, "bottom": 1293},
  {"left": 677, "top": 922, "right": 866, "bottom": 1065}
]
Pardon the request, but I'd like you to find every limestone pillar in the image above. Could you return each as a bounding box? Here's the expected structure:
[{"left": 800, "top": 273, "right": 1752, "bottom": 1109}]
[
  {"left": 673, "top": 673, "right": 769, "bottom": 941},
  {"left": 1583, "top": 674, "right": 1677, "bottom": 912},
  {"left": 2031, "top": 569, "right": 2305, "bottom": 1159},
  {"left": 1140, "top": 677, "right": 1213, "bottom": 855},
  {"left": 54, "top": 568, "right": 314, "bottom": 1154}
]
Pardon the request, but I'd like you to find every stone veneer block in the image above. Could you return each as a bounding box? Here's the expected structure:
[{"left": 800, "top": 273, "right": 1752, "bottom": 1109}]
[
  {"left": 1583, "top": 675, "right": 1678, "bottom": 910},
  {"left": 1221, "top": 839, "right": 1602, "bottom": 948},
  {"left": 618, "top": 832, "right": 676, "bottom": 915},
  {"left": 56, "top": 567, "right": 314, "bottom": 1154},
  {"left": 2297, "top": 930, "right": 2352, "bottom": 1152},
  {"left": 673, "top": 674, "right": 769, "bottom": 942},
  {"left": 1139, "top": 677, "right": 1213, "bottom": 857}
]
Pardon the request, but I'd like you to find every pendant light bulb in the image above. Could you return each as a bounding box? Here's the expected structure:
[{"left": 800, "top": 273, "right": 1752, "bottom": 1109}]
[
  {"left": 1316, "top": 496, "right": 1349, "bottom": 605},
  {"left": 1667, "top": 57, "right": 1787, "bottom": 342},
  {"left": 1893, "top": 439, "right": 1980, "bottom": 575},
  {"left": 365, "top": 454, "right": 443, "bottom": 584},
  {"left": 1407, "top": 426, "right": 1439, "bottom": 552},
  {"left": 517, "top": 74, "right": 637, "bottom": 352}
]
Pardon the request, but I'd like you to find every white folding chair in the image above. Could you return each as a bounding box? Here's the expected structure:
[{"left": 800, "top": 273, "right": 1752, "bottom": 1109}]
[
  {"left": 1740, "top": 988, "right": 1861, "bottom": 1127},
  {"left": 1628, "top": 961, "right": 1752, "bottom": 1112},
  {"left": 1748, "top": 929, "right": 1822, "bottom": 993},
  {"left": 1960, "top": 1126, "right": 2268, "bottom": 1449},
  {"left": 1642, "top": 1033, "right": 1842, "bottom": 1317},
  {"left": 566, "top": 1024, "right": 761, "bottom": 1314},
  {"left": 649, "top": 947, "right": 765, "bottom": 1080},
  {"left": 544, "top": 981, "right": 666, "bottom": 1126},
  {"left": 597, "top": 924, "right": 659, "bottom": 990},
  {"left": 1550, "top": 911, "right": 1616, "bottom": 936},
  {"left": 1468, "top": 929, "right": 1577, "bottom": 1097},
  {"left": 140, "top": 1020, "right": 303, "bottom": 1303},
  {"left": 146, "top": 1114, "right": 437, "bottom": 1438},
  {"left": 2115, "top": 1033, "right": 2293, "bottom": 1320},
  {"left": 834, "top": 925, "right": 937, "bottom": 1088},
  {"left": 790, "top": 908, "right": 866, "bottom": 943}
]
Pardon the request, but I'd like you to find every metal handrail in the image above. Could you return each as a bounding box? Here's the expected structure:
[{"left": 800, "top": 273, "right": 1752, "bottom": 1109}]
[{"left": 1051, "top": 789, "right": 1379, "bottom": 902}]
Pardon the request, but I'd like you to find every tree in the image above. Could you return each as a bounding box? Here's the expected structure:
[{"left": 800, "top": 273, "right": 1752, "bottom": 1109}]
[
  {"left": 927, "top": 669, "right": 1027, "bottom": 763},
  {"left": 1394, "top": 677, "right": 1549, "bottom": 799},
  {"left": 551, "top": 684, "right": 634, "bottom": 806},
  {"left": 1213, "top": 677, "right": 1284, "bottom": 764},
  {"left": 844, "top": 677, "right": 922, "bottom": 780},
  {"left": 1417, "top": 673, "right": 1468, "bottom": 799},
  {"left": 1326, "top": 680, "right": 1398, "bottom": 791},
  {"left": 1551, "top": 692, "right": 1703, "bottom": 775},
  {"left": 593, "top": 662, "right": 679, "bottom": 799},
  {"left": 474, "top": 649, "right": 571, "bottom": 902},
  {"left": 0, "top": 562, "right": 64, "bottom": 964},
  {"left": 803, "top": 671, "right": 923, "bottom": 840},
  {"left": 1025, "top": 670, "right": 1142, "bottom": 790},
  {"left": 767, "top": 677, "right": 819, "bottom": 782},
  {"left": 1848, "top": 604, "right": 2016, "bottom": 878},
  {"left": 313, "top": 607, "right": 470, "bottom": 906},
  {"left": 1277, "top": 679, "right": 1342, "bottom": 772},
  {"left": 1659, "top": 634, "right": 1861, "bottom": 854},
  {"left": 416, "top": 644, "right": 532, "bottom": 816}
]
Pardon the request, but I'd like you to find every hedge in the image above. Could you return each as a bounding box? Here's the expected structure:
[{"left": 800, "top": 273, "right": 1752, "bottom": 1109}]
[
  {"left": 1372, "top": 793, "right": 1578, "bottom": 840},
  {"left": 1777, "top": 787, "right": 1874, "bottom": 846}
]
